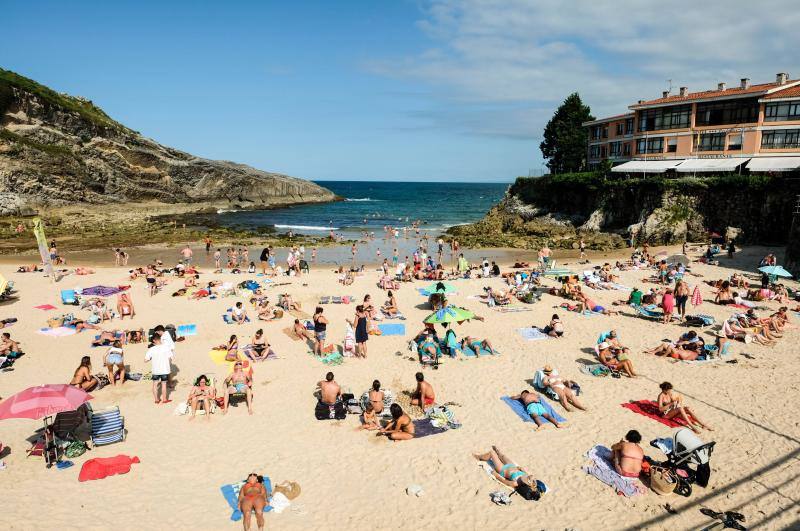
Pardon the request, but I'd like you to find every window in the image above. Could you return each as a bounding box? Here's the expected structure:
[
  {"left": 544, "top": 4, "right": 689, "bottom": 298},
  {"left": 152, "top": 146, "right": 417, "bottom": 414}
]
[
  {"left": 695, "top": 98, "right": 759, "bottom": 126},
  {"left": 761, "top": 129, "right": 800, "bottom": 149},
  {"left": 764, "top": 102, "right": 800, "bottom": 122},
  {"left": 638, "top": 105, "right": 691, "bottom": 131},
  {"left": 623, "top": 142, "right": 631, "bottom": 156},
  {"left": 616, "top": 123, "right": 624, "bottom": 136},
  {"left": 589, "top": 145, "right": 601, "bottom": 159},
  {"left": 636, "top": 137, "right": 664, "bottom": 154},
  {"left": 625, "top": 118, "right": 634, "bottom": 135},
  {"left": 609, "top": 141, "right": 623, "bottom": 156},
  {"left": 728, "top": 134, "right": 743, "bottom": 151},
  {"left": 666, "top": 138, "right": 678, "bottom": 152},
  {"left": 602, "top": 126, "right": 608, "bottom": 139},
  {"left": 591, "top": 126, "right": 602, "bottom": 140},
  {"left": 695, "top": 132, "right": 726, "bottom": 151}
]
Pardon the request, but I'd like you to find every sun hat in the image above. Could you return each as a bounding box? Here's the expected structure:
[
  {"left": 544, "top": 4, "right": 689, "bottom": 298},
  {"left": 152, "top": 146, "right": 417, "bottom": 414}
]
[
  {"left": 543, "top": 365, "right": 553, "bottom": 374},
  {"left": 598, "top": 341, "right": 610, "bottom": 350}
]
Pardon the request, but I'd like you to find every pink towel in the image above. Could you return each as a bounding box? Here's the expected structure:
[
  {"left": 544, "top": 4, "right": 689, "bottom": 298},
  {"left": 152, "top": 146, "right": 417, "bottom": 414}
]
[{"left": 34, "top": 304, "right": 57, "bottom": 311}]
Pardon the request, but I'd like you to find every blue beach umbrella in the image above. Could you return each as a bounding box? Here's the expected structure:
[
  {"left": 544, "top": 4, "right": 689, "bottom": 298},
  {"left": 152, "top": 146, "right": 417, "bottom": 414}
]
[{"left": 758, "top": 265, "right": 792, "bottom": 279}]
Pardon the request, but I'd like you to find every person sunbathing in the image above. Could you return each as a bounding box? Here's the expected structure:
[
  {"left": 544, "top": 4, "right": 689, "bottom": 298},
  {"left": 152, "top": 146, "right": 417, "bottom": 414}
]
[
  {"left": 126, "top": 328, "right": 144, "bottom": 344},
  {"left": 417, "top": 331, "right": 440, "bottom": 362},
  {"left": 657, "top": 382, "right": 712, "bottom": 433},
  {"left": 714, "top": 281, "right": 735, "bottom": 305},
  {"left": 231, "top": 302, "right": 248, "bottom": 325},
  {"left": 104, "top": 341, "right": 125, "bottom": 386},
  {"left": 218, "top": 335, "right": 239, "bottom": 361},
  {"left": 541, "top": 314, "right": 564, "bottom": 338},
  {"left": 540, "top": 366, "right": 585, "bottom": 412},
  {"left": 460, "top": 336, "right": 494, "bottom": 356},
  {"left": 16, "top": 264, "right": 41, "bottom": 272},
  {"left": 576, "top": 293, "right": 618, "bottom": 315},
  {"left": 69, "top": 356, "right": 98, "bottom": 391},
  {"left": 598, "top": 342, "right": 637, "bottom": 377},
  {"left": 368, "top": 379, "right": 385, "bottom": 415},
  {"left": 184, "top": 274, "right": 199, "bottom": 288},
  {"left": 237, "top": 473, "right": 269, "bottom": 531},
  {"left": 723, "top": 317, "right": 774, "bottom": 346},
  {"left": 318, "top": 371, "right": 341, "bottom": 406},
  {"left": 249, "top": 329, "right": 269, "bottom": 360},
  {"left": 643, "top": 341, "right": 699, "bottom": 361},
  {"left": 382, "top": 290, "right": 399, "bottom": 316},
  {"left": 379, "top": 403, "right": 415, "bottom": 441},
  {"left": 0, "top": 332, "right": 21, "bottom": 355},
  {"left": 74, "top": 267, "right": 95, "bottom": 275},
  {"left": 256, "top": 299, "right": 277, "bottom": 321},
  {"left": 292, "top": 319, "right": 314, "bottom": 341},
  {"left": 223, "top": 361, "right": 253, "bottom": 415},
  {"left": 116, "top": 293, "right": 135, "bottom": 319},
  {"left": 91, "top": 300, "right": 112, "bottom": 322},
  {"left": 64, "top": 317, "right": 99, "bottom": 333},
  {"left": 92, "top": 330, "right": 121, "bottom": 347},
  {"left": 611, "top": 430, "right": 643, "bottom": 478},
  {"left": 473, "top": 446, "right": 544, "bottom": 500},
  {"left": 188, "top": 375, "right": 215, "bottom": 421},
  {"left": 509, "top": 390, "right": 563, "bottom": 429},
  {"left": 410, "top": 372, "right": 435, "bottom": 411},
  {"left": 279, "top": 294, "right": 301, "bottom": 311}
]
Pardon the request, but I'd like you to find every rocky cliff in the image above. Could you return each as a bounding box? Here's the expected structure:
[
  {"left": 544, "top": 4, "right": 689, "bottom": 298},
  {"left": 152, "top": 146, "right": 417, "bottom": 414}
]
[
  {"left": 448, "top": 173, "right": 800, "bottom": 250},
  {"left": 0, "top": 68, "right": 335, "bottom": 215}
]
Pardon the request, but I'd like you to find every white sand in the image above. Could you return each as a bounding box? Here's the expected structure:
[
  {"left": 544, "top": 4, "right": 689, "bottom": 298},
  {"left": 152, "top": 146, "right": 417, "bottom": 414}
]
[{"left": 0, "top": 245, "right": 798, "bottom": 530}]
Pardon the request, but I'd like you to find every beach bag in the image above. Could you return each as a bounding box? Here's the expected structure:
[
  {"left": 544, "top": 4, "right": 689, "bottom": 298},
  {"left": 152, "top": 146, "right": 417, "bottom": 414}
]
[
  {"left": 274, "top": 481, "right": 301, "bottom": 501},
  {"left": 649, "top": 466, "right": 677, "bottom": 496},
  {"left": 47, "top": 317, "right": 64, "bottom": 328},
  {"left": 64, "top": 441, "right": 87, "bottom": 459}
]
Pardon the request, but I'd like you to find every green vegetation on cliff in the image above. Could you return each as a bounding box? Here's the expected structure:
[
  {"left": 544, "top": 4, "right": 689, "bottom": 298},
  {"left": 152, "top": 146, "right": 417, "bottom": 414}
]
[{"left": 0, "top": 67, "right": 123, "bottom": 130}]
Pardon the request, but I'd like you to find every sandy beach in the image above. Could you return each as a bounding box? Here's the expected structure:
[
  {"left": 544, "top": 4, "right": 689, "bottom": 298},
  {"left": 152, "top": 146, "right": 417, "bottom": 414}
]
[{"left": 0, "top": 244, "right": 798, "bottom": 531}]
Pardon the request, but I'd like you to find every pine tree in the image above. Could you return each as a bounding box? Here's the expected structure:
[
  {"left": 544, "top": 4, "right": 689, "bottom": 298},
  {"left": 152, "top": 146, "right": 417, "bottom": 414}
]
[{"left": 539, "top": 93, "right": 593, "bottom": 174}]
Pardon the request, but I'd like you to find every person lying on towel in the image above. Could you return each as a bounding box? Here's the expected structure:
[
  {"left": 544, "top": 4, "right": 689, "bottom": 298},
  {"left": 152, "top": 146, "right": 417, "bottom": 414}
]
[
  {"left": 474, "top": 445, "right": 545, "bottom": 500},
  {"left": 509, "top": 390, "right": 564, "bottom": 430}
]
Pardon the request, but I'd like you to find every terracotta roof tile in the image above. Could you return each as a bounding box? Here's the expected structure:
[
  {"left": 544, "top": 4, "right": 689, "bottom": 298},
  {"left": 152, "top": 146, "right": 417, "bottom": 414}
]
[
  {"left": 632, "top": 80, "right": 800, "bottom": 107},
  {"left": 764, "top": 85, "right": 800, "bottom": 99}
]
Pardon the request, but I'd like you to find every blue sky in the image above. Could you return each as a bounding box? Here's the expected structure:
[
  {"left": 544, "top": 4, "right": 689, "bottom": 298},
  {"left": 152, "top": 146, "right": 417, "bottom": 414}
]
[{"left": 4, "top": 1, "right": 799, "bottom": 182}]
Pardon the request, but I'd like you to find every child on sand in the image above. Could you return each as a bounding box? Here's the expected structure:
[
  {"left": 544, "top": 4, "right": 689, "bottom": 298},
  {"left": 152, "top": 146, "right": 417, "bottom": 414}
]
[{"left": 360, "top": 402, "right": 379, "bottom": 430}]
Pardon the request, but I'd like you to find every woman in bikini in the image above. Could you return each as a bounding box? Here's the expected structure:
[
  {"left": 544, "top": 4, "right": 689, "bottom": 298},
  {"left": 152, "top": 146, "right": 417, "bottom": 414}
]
[
  {"left": 382, "top": 291, "right": 399, "bottom": 317},
  {"left": 69, "top": 356, "right": 98, "bottom": 391},
  {"left": 460, "top": 336, "right": 494, "bottom": 356},
  {"left": 368, "top": 379, "right": 384, "bottom": 415},
  {"left": 657, "top": 382, "right": 712, "bottom": 433},
  {"left": 223, "top": 362, "right": 253, "bottom": 415},
  {"left": 249, "top": 330, "right": 269, "bottom": 360},
  {"left": 187, "top": 374, "right": 216, "bottom": 421},
  {"left": 237, "top": 473, "right": 269, "bottom": 531},
  {"left": 379, "top": 403, "right": 414, "bottom": 441},
  {"left": 474, "top": 446, "right": 544, "bottom": 500},
  {"left": 219, "top": 335, "right": 239, "bottom": 362},
  {"left": 611, "top": 430, "right": 644, "bottom": 478}
]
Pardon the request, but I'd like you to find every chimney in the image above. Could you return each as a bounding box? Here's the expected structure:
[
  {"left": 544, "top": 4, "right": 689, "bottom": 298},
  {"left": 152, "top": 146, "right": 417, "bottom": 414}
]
[
  {"left": 638, "top": 99, "right": 644, "bottom": 104},
  {"left": 776, "top": 72, "right": 789, "bottom": 85},
  {"left": 662, "top": 91, "right": 669, "bottom": 98},
  {"left": 740, "top": 78, "right": 750, "bottom": 89},
  {"left": 717, "top": 82, "right": 726, "bottom": 91},
  {"left": 679, "top": 86, "right": 688, "bottom": 97}
]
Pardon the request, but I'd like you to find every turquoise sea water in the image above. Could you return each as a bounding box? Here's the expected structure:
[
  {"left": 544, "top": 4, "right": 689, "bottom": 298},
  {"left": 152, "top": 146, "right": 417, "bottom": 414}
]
[{"left": 217, "top": 181, "right": 509, "bottom": 237}]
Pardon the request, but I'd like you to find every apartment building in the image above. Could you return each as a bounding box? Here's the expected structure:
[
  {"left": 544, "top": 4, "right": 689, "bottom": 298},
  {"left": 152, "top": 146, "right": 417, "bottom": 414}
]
[{"left": 583, "top": 73, "right": 800, "bottom": 173}]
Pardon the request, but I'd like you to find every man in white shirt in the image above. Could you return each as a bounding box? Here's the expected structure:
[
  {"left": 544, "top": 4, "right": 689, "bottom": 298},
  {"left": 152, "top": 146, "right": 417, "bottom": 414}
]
[
  {"left": 395, "top": 260, "right": 406, "bottom": 278},
  {"left": 145, "top": 335, "right": 173, "bottom": 404}
]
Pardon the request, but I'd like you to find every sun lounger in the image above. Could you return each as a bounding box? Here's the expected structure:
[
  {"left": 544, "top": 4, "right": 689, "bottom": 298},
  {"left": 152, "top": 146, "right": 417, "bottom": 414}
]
[{"left": 631, "top": 304, "right": 664, "bottom": 320}]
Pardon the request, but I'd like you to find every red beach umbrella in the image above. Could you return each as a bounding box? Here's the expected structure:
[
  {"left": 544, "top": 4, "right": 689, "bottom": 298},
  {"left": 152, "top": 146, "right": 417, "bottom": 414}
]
[{"left": 0, "top": 384, "right": 93, "bottom": 420}]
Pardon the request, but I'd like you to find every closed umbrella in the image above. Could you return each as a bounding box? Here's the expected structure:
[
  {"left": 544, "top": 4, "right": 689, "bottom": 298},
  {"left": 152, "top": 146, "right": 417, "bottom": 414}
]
[
  {"left": 757, "top": 265, "right": 792, "bottom": 279},
  {"left": 424, "top": 305, "right": 475, "bottom": 324},
  {"left": 0, "top": 384, "right": 92, "bottom": 421},
  {"left": 691, "top": 285, "right": 703, "bottom": 307}
]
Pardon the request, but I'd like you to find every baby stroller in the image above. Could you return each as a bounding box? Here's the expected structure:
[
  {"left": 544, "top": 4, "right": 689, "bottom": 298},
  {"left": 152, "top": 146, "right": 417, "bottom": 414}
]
[{"left": 652, "top": 428, "right": 715, "bottom": 497}]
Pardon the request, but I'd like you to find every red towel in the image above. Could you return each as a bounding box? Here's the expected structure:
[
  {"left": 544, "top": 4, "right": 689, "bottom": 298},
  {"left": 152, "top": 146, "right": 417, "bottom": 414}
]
[
  {"left": 621, "top": 400, "right": 686, "bottom": 428},
  {"left": 728, "top": 304, "right": 749, "bottom": 309},
  {"left": 78, "top": 455, "right": 140, "bottom": 482}
]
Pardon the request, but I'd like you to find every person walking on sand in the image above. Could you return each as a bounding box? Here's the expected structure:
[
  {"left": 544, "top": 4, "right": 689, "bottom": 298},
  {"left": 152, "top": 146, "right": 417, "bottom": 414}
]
[
  {"left": 351, "top": 243, "right": 357, "bottom": 268},
  {"left": 145, "top": 334, "right": 173, "bottom": 404}
]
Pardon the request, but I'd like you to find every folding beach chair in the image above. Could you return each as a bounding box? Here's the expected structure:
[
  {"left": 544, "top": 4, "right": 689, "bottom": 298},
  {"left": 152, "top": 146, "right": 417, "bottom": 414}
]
[
  {"left": 89, "top": 404, "right": 126, "bottom": 446},
  {"left": 61, "top": 289, "right": 78, "bottom": 305}
]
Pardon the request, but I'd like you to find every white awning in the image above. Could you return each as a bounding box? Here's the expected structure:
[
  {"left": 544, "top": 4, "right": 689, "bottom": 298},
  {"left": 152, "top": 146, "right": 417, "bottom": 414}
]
[
  {"left": 611, "top": 160, "right": 684, "bottom": 173},
  {"left": 747, "top": 157, "right": 800, "bottom": 172},
  {"left": 675, "top": 158, "right": 749, "bottom": 172}
]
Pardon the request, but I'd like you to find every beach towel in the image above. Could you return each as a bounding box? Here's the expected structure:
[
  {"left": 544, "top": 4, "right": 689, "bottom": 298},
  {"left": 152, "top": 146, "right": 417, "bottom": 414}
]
[
  {"left": 221, "top": 476, "right": 273, "bottom": 521},
  {"left": 34, "top": 304, "right": 57, "bottom": 311},
  {"left": 582, "top": 445, "right": 646, "bottom": 497},
  {"left": 621, "top": 400, "right": 686, "bottom": 428},
  {"left": 381, "top": 311, "right": 405, "bottom": 320},
  {"left": 377, "top": 323, "right": 405, "bottom": 336},
  {"left": 36, "top": 327, "right": 77, "bottom": 337},
  {"left": 282, "top": 327, "right": 304, "bottom": 341},
  {"left": 501, "top": 396, "right": 566, "bottom": 425},
  {"left": 309, "top": 350, "right": 343, "bottom": 365},
  {"left": 516, "top": 328, "right": 549, "bottom": 341},
  {"left": 78, "top": 455, "right": 140, "bottom": 482},
  {"left": 80, "top": 285, "right": 129, "bottom": 297},
  {"left": 222, "top": 313, "right": 250, "bottom": 324},
  {"left": 176, "top": 324, "right": 197, "bottom": 337},
  {"left": 492, "top": 305, "right": 532, "bottom": 313},
  {"left": 243, "top": 346, "right": 278, "bottom": 361},
  {"left": 289, "top": 309, "right": 312, "bottom": 320},
  {"left": 412, "top": 418, "right": 448, "bottom": 438},
  {"left": 579, "top": 363, "right": 611, "bottom": 377}
]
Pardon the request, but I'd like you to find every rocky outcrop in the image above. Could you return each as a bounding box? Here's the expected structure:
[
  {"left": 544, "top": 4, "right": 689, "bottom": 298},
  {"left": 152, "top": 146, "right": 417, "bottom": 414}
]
[
  {"left": 449, "top": 173, "right": 800, "bottom": 250},
  {"left": 0, "top": 68, "right": 335, "bottom": 215}
]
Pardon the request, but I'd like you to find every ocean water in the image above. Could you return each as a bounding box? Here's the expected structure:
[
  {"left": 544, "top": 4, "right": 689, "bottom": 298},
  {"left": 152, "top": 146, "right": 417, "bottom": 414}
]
[{"left": 217, "top": 181, "right": 508, "bottom": 237}]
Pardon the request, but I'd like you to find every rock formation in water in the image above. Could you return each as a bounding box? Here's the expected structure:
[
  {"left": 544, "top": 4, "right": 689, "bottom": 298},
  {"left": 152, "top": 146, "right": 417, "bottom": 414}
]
[{"left": 0, "top": 68, "right": 335, "bottom": 216}]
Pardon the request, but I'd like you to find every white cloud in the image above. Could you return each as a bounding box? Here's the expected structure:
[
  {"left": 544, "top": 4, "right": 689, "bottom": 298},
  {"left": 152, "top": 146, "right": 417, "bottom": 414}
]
[{"left": 368, "top": 0, "right": 800, "bottom": 137}]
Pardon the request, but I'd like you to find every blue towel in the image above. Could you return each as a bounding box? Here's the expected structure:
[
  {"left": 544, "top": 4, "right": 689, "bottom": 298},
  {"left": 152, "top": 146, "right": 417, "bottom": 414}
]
[
  {"left": 377, "top": 323, "right": 405, "bottom": 336},
  {"left": 176, "top": 324, "right": 197, "bottom": 337},
  {"left": 517, "top": 328, "right": 549, "bottom": 341},
  {"left": 461, "top": 343, "right": 498, "bottom": 357},
  {"left": 501, "top": 396, "right": 566, "bottom": 424},
  {"left": 221, "top": 476, "right": 273, "bottom": 521}
]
